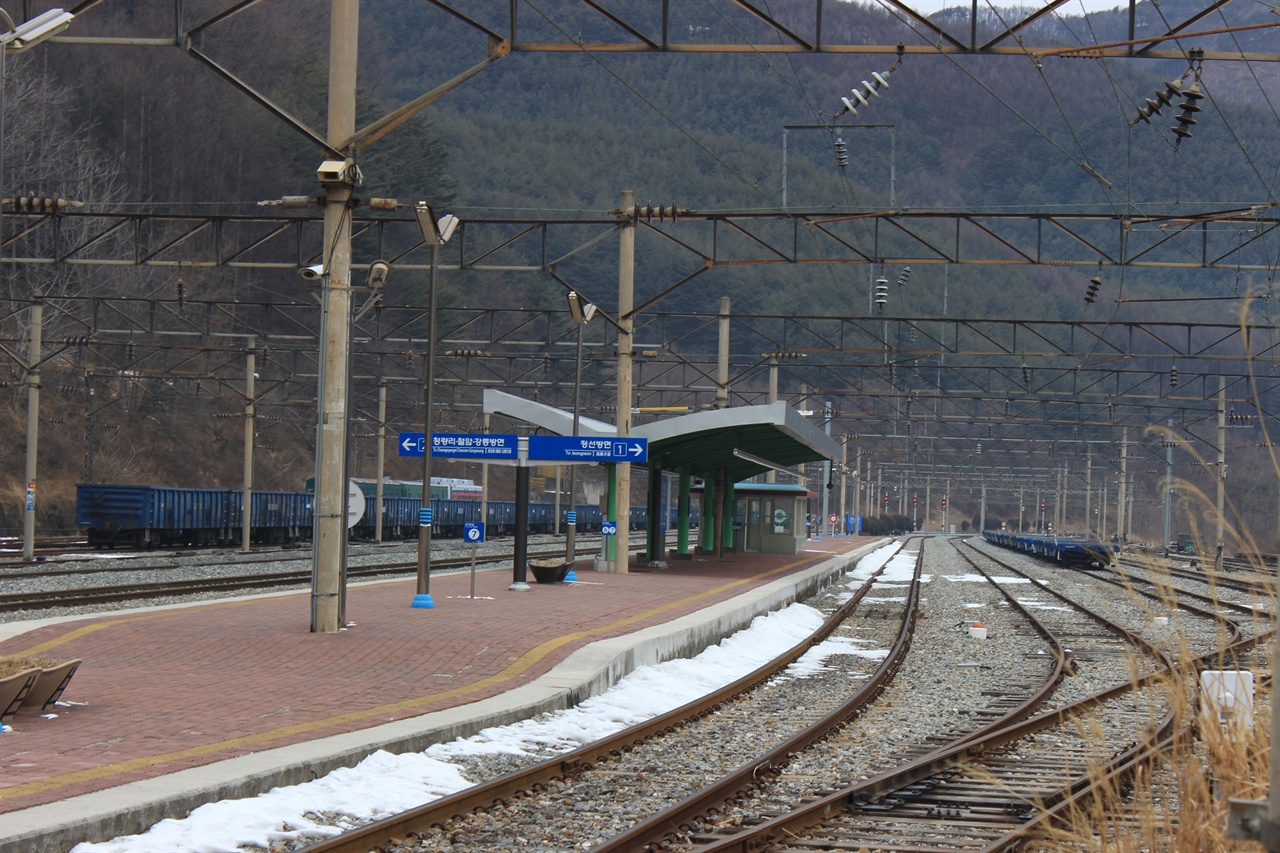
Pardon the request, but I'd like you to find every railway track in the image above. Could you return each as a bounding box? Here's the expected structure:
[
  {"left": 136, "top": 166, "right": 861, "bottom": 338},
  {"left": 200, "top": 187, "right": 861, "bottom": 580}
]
[
  {"left": 286, "top": 533, "right": 1189, "bottom": 853},
  {"left": 0, "top": 537, "right": 641, "bottom": 613},
  {"left": 666, "top": 540, "right": 1261, "bottom": 853},
  {"left": 283, "top": 534, "right": 1267, "bottom": 853}
]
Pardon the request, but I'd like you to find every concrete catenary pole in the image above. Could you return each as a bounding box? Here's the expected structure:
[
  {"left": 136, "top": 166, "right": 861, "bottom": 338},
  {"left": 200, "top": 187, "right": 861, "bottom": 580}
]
[
  {"left": 1217, "top": 376, "right": 1226, "bottom": 572},
  {"left": 375, "top": 379, "right": 386, "bottom": 542},
  {"left": 310, "top": 0, "right": 358, "bottom": 633},
  {"left": 241, "top": 342, "right": 255, "bottom": 553},
  {"left": 614, "top": 190, "right": 635, "bottom": 574},
  {"left": 716, "top": 296, "right": 730, "bottom": 409},
  {"left": 1117, "top": 429, "right": 1128, "bottom": 545},
  {"left": 1085, "top": 449, "right": 1093, "bottom": 537},
  {"left": 22, "top": 296, "right": 41, "bottom": 561},
  {"left": 766, "top": 353, "right": 779, "bottom": 484}
]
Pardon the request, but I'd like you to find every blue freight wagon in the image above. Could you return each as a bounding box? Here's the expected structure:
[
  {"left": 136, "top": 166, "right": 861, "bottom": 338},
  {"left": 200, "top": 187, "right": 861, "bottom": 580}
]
[{"left": 76, "top": 484, "right": 232, "bottom": 548}]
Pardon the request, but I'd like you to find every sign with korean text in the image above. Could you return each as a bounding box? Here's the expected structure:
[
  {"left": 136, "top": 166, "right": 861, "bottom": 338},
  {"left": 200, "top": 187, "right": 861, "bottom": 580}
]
[
  {"left": 528, "top": 435, "right": 647, "bottom": 463},
  {"left": 398, "top": 432, "right": 518, "bottom": 458}
]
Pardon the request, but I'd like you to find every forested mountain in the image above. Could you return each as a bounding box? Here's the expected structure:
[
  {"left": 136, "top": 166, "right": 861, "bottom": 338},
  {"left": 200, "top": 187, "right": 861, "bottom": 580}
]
[{"left": 1, "top": 0, "right": 1276, "bottom": 528}]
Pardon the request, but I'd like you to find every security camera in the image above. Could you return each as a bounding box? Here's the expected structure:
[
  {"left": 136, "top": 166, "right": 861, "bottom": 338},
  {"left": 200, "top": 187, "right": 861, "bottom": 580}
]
[
  {"left": 299, "top": 264, "right": 325, "bottom": 281},
  {"left": 367, "top": 260, "right": 390, "bottom": 288}
]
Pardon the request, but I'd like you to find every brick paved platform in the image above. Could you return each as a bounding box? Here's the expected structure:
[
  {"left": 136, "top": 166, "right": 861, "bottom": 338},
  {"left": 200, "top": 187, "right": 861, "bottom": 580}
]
[{"left": 0, "top": 536, "right": 880, "bottom": 852}]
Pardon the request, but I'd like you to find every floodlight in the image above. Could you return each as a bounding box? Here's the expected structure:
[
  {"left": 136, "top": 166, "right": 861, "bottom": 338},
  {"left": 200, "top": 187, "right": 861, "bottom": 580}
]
[
  {"left": 566, "top": 291, "right": 597, "bottom": 325},
  {"left": 299, "top": 264, "right": 326, "bottom": 281},
  {"left": 0, "top": 8, "right": 72, "bottom": 53},
  {"left": 414, "top": 203, "right": 457, "bottom": 245}
]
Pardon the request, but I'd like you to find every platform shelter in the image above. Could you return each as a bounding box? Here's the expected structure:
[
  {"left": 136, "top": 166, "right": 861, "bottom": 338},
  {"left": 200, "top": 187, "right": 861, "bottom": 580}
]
[{"left": 482, "top": 391, "right": 841, "bottom": 567}]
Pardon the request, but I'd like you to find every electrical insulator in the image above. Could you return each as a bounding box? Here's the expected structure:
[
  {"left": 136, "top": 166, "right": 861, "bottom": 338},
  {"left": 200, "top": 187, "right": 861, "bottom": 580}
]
[
  {"left": 1021, "top": 363, "right": 1030, "bottom": 385},
  {"left": 834, "top": 136, "right": 848, "bottom": 169},
  {"left": 1084, "top": 275, "right": 1101, "bottom": 305},
  {"left": 874, "top": 278, "right": 889, "bottom": 312},
  {"left": 896, "top": 266, "right": 911, "bottom": 287},
  {"left": 976, "top": 442, "right": 982, "bottom": 455},
  {"left": 839, "top": 70, "right": 891, "bottom": 117},
  {"left": 1171, "top": 83, "right": 1204, "bottom": 145},
  {"left": 1131, "top": 81, "right": 1183, "bottom": 126},
  {"left": 1169, "top": 364, "right": 1179, "bottom": 389},
  {"left": 636, "top": 203, "right": 679, "bottom": 222},
  {"left": 14, "top": 190, "right": 62, "bottom": 214}
]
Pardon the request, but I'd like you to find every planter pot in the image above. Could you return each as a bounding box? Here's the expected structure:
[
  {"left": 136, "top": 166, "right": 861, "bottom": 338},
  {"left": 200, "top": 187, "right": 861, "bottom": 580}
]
[
  {"left": 21, "top": 659, "right": 82, "bottom": 712},
  {"left": 529, "top": 559, "right": 572, "bottom": 584},
  {"left": 0, "top": 669, "right": 40, "bottom": 723}
]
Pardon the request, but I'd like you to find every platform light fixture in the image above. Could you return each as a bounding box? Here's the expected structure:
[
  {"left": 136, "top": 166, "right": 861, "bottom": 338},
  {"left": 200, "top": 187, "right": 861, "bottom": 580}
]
[
  {"left": 412, "top": 200, "right": 457, "bottom": 610},
  {"left": 0, "top": 8, "right": 72, "bottom": 53},
  {"left": 414, "top": 202, "right": 458, "bottom": 246}
]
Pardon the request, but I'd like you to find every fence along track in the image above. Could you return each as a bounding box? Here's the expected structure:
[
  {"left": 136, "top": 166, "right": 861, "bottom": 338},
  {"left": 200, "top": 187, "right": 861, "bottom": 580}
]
[{"left": 298, "top": 541, "right": 917, "bottom": 853}]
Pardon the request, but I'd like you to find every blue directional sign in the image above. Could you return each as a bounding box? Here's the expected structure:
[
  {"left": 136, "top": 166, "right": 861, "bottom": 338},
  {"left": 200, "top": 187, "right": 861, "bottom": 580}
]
[
  {"left": 398, "top": 432, "right": 518, "bottom": 459},
  {"left": 463, "top": 522, "right": 485, "bottom": 544},
  {"left": 600, "top": 520, "right": 618, "bottom": 536},
  {"left": 528, "top": 435, "right": 648, "bottom": 463},
  {"left": 398, "top": 432, "right": 426, "bottom": 456}
]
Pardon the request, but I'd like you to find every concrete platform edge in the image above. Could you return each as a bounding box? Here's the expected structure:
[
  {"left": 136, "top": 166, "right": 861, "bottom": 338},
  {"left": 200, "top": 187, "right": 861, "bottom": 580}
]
[{"left": 1, "top": 539, "right": 886, "bottom": 853}]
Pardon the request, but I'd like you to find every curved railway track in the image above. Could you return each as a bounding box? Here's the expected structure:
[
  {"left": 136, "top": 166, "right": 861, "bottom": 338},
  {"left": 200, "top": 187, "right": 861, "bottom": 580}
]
[
  {"left": 670, "top": 540, "right": 1263, "bottom": 853},
  {"left": 283, "top": 533, "right": 1202, "bottom": 853}
]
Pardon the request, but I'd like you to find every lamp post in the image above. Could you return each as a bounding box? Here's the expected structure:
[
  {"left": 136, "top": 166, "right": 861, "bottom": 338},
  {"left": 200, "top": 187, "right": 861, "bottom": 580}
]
[
  {"left": 1, "top": 8, "right": 73, "bottom": 563},
  {"left": 411, "top": 202, "right": 458, "bottom": 609},
  {"left": 565, "top": 291, "right": 597, "bottom": 566}
]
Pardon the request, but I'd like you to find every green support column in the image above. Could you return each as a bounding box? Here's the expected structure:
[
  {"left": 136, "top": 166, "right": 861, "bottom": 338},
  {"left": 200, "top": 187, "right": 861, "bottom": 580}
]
[
  {"left": 701, "top": 478, "right": 715, "bottom": 551},
  {"left": 678, "top": 473, "right": 691, "bottom": 555},
  {"left": 722, "top": 481, "right": 736, "bottom": 550}
]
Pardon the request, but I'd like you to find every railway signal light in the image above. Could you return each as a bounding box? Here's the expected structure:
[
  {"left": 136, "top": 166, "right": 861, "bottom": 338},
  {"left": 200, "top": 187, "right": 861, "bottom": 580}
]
[{"left": 941, "top": 498, "right": 946, "bottom": 509}]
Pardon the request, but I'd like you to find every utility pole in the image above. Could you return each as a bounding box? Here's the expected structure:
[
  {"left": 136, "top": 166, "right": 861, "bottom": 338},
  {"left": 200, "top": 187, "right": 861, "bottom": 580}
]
[
  {"left": 1217, "top": 376, "right": 1226, "bottom": 572},
  {"left": 1163, "top": 418, "right": 1174, "bottom": 558},
  {"left": 613, "top": 190, "right": 635, "bottom": 574},
  {"left": 1117, "top": 430, "right": 1128, "bottom": 546},
  {"left": 375, "top": 379, "right": 386, "bottom": 543},
  {"left": 241, "top": 342, "right": 255, "bottom": 553},
  {"left": 311, "top": 0, "right": 358, "bottom": 633},
  {"left": 22, "top": 296, "right": 41, "bottom": 561},
  {"left": 716, "top": 296, "right": 730, "bottom": 409}
]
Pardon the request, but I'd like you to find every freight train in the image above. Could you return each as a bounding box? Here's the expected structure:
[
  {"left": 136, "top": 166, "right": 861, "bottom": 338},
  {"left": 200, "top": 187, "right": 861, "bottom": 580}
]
[
  {"left": 74, "top": 483, "right": 692, "bottom": 548},
  {"left": 981, "top": 529, "right": 1119, "bottom": 569}
]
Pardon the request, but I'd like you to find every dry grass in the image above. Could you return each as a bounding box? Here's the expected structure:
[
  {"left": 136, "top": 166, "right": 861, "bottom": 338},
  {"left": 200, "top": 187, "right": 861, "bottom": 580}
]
[
  {"left": 0, "top": 655, "right": 64, "bottom": 678},
  {"left": 1022, "top": 540, "right": 1274, "bottom": 852}
]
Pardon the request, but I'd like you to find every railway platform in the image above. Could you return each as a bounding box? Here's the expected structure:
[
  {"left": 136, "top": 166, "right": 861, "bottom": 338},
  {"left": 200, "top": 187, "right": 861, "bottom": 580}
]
[{"left": 0, "top": 536, "right": 883, "bottom": 853}]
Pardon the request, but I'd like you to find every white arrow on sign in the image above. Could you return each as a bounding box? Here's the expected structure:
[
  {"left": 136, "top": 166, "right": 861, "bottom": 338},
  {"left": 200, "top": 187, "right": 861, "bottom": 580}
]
[
  {"left": 401, "top": 436, "right": 417, "bottom": 452},
  {"left": 629, "top": 443, "right": 644, "bottom": 457}
]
